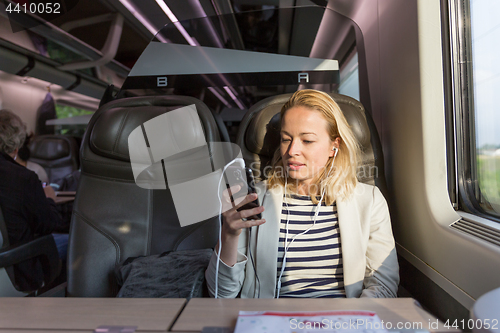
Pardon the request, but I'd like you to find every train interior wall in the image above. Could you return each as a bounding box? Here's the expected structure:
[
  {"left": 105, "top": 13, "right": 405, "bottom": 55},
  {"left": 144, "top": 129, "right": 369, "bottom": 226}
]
[{"left": 332, "top": 0, "right": 500, "bottom": 322}]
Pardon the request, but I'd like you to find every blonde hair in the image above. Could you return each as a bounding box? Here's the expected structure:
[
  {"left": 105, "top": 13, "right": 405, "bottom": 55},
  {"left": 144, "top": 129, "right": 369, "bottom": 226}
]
[{"left": 267, "top": 90, "right": 360, "bottom": 204}]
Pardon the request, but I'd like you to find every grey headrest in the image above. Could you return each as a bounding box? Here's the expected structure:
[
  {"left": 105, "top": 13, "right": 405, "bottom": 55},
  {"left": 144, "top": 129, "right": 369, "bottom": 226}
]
[
  {"left": 90, "top": 105, "right": 181, "bottom": 162},
  {"left": 240, "top": 93, "right": 371, "bottom": 159},
  {"left": 30, "top": 136, "right": 71, "bottom": 160},
  {"left": 81, "top": 95, "right": 220, "bottom": 180}
]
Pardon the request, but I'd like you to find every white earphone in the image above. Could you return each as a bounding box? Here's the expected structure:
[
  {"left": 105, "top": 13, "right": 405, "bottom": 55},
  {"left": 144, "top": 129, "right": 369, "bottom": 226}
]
[{"left": 276, "top": 147, "right": 339, "bottom": 298}]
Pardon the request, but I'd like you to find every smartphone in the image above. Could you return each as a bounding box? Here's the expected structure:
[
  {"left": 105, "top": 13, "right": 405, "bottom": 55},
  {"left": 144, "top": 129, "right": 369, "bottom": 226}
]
[
  {"left": 237, "top": 168, "right": 262, "bottom": 220},
  {"left": 224, "top": 166, "right": 261, "bottom": 220}
]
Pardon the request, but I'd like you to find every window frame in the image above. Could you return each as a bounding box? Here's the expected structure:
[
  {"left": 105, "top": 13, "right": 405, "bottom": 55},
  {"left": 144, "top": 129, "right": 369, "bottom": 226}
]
[{"left": 446, "top": 0, "right": 500, "bottom": 222}]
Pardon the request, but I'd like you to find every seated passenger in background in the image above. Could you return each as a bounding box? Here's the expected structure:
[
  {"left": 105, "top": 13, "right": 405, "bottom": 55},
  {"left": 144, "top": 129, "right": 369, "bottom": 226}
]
[
  {"left": 0, "top": 109, "right": 67, "bottom": 291},
  {"left": 206, "top": 89, "right": 399, "bottom": 298},
  {"left": 15, "top": 134, "right": 49, "bottom": 184}
]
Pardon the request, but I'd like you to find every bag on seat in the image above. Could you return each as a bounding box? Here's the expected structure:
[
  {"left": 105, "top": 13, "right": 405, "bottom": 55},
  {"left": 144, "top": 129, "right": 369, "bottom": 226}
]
[{"left": 115, "top": 248, "right": 213, "bottom": 299}]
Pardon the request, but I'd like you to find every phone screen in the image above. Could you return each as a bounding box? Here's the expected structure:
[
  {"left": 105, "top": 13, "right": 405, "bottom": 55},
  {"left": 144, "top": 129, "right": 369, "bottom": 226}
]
[
  {"left": 238, "top": 168, "right": 261, "bottom": 219},
  {"left": 224, "top": 166, "right": 262, "bottom": 220}
]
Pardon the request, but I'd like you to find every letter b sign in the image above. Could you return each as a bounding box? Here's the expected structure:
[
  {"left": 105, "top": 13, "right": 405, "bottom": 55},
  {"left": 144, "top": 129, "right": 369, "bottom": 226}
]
[{"left": 157, "top": 77, "right": 168, "bottom": 87}]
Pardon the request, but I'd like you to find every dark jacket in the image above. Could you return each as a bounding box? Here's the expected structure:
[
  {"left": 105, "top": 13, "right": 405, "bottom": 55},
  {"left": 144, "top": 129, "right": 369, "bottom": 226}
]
[{"left": 0, "top": 152, "right": 62, "bottom": 291}]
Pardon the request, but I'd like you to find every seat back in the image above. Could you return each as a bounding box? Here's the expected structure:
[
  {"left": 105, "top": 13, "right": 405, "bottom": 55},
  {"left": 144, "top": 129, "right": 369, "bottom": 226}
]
[
  {"left": 211, "top": 110, "right": 231, "bottom": 142},
  {"left": 67, "top": 96, "right": 221, "bottom": 297},
  {"left": 29, "top": 135, "right": 79, "bottom": 183},
  {"left": 0, "top": 206, "right": 60, "bottom": 296},
  {"left": 236, "top": 93, "right": 388, "bottom": 194},
  {"left": 0, "top": 206, "right": 23, "bottom": 296}
]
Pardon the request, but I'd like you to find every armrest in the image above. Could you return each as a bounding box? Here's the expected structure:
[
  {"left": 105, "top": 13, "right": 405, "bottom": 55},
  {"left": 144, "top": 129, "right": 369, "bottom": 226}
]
[{"left": 0, "top": 235, "right": 61, "bottom": 285}]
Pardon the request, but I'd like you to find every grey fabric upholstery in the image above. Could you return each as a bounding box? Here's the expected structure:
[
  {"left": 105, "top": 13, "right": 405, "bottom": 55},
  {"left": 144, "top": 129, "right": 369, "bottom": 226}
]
[
  {"left": 29, "top": 135, "right": 79, "bottom": 183},
  {"left": 67, "top": 95, "right": 221, "bottom": 297},
  {"left": 236, "top": 93, "right": 388, "bottom": 195}
]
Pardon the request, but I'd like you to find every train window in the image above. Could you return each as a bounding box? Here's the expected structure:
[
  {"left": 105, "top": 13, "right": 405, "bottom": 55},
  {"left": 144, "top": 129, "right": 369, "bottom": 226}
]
[
  {"left": 53, "top": 104, "right": 92, "bottom": 137},
  {"left": 470, "top": 0, "right": 500, "bottom": 217},
  {"left": 448, "top": 0, "right": 500, "bottom": 220},
  {"left": 338, "top": 48, "right": 359, "bottom": 101}
]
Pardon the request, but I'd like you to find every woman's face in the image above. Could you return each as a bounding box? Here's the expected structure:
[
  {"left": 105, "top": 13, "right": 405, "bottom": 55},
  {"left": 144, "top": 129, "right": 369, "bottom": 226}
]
[{"left": 280, "top": 106, "right": 337, "bottom": 193}]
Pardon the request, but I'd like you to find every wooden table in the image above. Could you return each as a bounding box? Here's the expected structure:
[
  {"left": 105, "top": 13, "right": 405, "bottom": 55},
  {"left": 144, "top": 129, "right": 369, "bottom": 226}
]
[
  {"left": 56, "top": 191, "right": 77, "bottom": 196},
  {"left": 0, "top": 331, "right": 98, "bottom": 333},
  {"left": 54, "top": 191, "right": 76, "bottom": 205},
  {"left": 171, "top": 298, "right": 460, "bottom": 333},
  {"left": 0, "top": 297, "right": 461, "bottom": 333},
  {"left": 0, "top": 298, "right": 186, "bottom": 332},
  {"left": 54, "top": 196, "right": 75, "bottom": 204}
]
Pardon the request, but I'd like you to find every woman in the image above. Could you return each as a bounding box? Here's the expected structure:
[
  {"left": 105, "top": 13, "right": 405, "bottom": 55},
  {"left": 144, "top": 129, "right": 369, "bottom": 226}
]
[{"left": 205, "top": 90, "right": 399, "bottom": 298}]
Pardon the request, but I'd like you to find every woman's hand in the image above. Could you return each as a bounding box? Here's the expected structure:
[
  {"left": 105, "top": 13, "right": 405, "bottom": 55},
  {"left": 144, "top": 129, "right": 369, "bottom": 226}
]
[
  {"left": 217, "top": 184, "right": 266, "bottom": 267},
  {"left": 221, "top": 184, "right": 266, "bottom": 238}
]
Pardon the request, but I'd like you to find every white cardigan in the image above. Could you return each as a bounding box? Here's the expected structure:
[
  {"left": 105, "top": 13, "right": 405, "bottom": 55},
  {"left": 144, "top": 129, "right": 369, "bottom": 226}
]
[{"left": 205, "top": 181, "right": 399, "bottom": 298}]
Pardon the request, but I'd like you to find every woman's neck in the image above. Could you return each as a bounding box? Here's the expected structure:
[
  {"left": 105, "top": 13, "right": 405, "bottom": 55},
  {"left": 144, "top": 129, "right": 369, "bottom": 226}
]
[{"left": 295, "top": 181, "right": 319, "bottom": 196}]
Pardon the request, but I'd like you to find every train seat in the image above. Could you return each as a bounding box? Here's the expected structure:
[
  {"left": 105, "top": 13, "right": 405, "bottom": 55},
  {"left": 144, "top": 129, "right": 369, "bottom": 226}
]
[
  {"left": 67, "top": 96, "right": 221, "bottom": 297},
  {"left": 28, "top": 135, "right": 80, "bottom": 183},
  {"left": 0, "top": 205, "right": 61, "bottom": 296},
  {"left": 211, "top": 110, "right": 231, "bottom": 142},
  {"left": 236, "top": 93, "right": 388, "bottom": 195}
]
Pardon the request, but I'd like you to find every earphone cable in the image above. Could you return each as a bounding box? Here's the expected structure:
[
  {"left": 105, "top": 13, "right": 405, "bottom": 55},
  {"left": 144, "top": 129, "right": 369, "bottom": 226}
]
[
  {"left": 215, "top": 158, "right": 244, "bottom": 299},
  {"left": 276, "top": 148, "right": 338, "bottom": 298}
]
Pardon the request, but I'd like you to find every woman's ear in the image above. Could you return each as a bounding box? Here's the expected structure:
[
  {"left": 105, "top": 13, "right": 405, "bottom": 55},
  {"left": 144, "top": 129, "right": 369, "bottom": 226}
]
[{"left": 329, "top": 137, "right": 341, "bottom": 157}]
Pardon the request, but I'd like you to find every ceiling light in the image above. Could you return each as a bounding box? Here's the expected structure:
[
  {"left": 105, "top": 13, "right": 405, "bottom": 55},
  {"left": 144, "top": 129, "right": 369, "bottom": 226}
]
[
  {"left": 155, "top": 0, "right": 198, "bottom": 46},
  {"left": 208, "top": 87, "right": 230, "bottom": 107},
  {"left": 119, "top": 0, "right": 168, "bottom": 42},
  {"left": 223, "top": 86, "right": 244, "bottom": 110}
]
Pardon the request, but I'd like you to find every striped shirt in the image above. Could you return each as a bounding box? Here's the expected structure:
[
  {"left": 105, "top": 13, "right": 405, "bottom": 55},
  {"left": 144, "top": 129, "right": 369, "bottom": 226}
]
[{"left": 277, "top": 194, "right": 345, "bottom": 298}]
